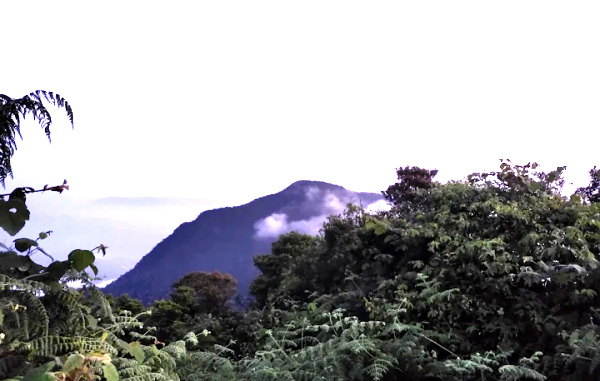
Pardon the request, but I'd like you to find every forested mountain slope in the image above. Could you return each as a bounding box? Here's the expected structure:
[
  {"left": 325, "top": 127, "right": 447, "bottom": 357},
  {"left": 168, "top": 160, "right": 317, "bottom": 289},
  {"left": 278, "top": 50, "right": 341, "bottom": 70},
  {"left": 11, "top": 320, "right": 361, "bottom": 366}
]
[{"left": 103, "top": 180, "right": 382, "bottom": 304}]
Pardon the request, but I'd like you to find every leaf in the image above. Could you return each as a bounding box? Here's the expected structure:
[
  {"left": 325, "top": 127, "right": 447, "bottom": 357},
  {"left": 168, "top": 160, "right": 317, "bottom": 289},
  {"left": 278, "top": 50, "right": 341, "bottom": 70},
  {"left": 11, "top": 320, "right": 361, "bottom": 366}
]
[
  {"left": 14, "top": 238, "right": 38, "bottom": 253},
  {"left": 22, "top": 362, "right": 56, "bottom": 381},
  {"left": 89, "top": 263, "right": 99, "bottom": 276},
  {"left": 46, "top": 260, "right": 72, "bottom": 281},
  {"left": 96, "top": 244, "right": 108, "bottom": 256},
  {"left": 0, "top": 199, "right": 30, "bottom": 236},
  {"left": 0, "top": 251, "right": 31, "bottom": 270},
  {"left": 86, "top": 314, "right": 98, "bottom": 329},
  {"left": 68, "top": 249, "right": 95, "bottom": 272},
  {"left": 63, "top": 353, "right": 85, "bottom": 372},
  {"left": 102, "top": 363, "right": 119, "bottom": 381},
  {"left": 128, "top": 342, "right": 145, "bottom": 363},
  {"left": 9, "top": 187, "right": 29, "bottom": 202},
  {"left": 38, "top": 231, "right": 52, "bottom": 240}
]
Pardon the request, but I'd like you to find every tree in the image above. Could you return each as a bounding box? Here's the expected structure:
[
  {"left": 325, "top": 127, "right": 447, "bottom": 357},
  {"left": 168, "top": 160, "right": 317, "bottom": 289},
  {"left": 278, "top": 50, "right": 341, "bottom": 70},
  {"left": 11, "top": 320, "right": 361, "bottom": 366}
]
[
  {"left": 248, "top": 161, "right": 600, "bottom": 380},
  {"left": 113, "top": 293, "right": 145, "bottom": 315},
  {"left": 171, "top": 271, "right": 237, "bottom": 315},
  {"left": 250, "top": 232, "right": 321, "bottom": 308},
  {"left": 577, "top": 166, "right": 600, "bottom": 203},
  {"left": 0, "top": 90, "right": 73, "bottom": 186}
]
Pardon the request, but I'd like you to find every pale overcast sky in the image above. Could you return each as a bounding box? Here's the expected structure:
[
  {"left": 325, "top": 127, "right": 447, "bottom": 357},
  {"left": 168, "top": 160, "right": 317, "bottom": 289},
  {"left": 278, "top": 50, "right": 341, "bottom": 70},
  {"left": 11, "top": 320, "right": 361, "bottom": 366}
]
[{"left": 2, "top": 1, "right": 599, "bottom": 283}]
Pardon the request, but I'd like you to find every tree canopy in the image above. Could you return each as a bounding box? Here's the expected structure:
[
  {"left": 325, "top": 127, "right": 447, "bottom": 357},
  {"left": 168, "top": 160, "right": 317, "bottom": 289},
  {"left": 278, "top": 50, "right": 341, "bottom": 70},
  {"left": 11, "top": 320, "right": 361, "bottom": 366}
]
[{"left": 2, "top": 94, "right": 600, "bottom": 381}]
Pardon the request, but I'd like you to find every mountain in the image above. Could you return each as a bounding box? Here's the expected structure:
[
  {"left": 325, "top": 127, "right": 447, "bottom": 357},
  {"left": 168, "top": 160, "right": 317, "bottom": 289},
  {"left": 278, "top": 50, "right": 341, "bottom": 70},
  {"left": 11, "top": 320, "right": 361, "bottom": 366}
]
[{"left": 103, "top": 181, "right": 384, "bottom": 304}]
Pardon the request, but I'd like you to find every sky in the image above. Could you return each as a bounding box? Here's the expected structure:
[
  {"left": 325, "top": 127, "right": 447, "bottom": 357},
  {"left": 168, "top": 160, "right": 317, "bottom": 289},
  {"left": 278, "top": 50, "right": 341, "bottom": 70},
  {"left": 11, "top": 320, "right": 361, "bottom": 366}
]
[{"left": 1, "top": 1, "right": 600, "bottom": 284}]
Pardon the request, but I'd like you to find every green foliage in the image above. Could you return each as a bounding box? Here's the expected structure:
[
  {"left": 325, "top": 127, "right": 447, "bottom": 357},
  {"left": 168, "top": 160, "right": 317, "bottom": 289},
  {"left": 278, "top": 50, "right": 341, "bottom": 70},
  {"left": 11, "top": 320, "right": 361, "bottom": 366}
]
[
  {"left": 171, "top": 271, "right": 237, "bottom": 315},
  {"left": 239, "top": 160, "right": 600, "bottom": 380},
  {"left": 112, "top": 294, "right": 145, "bottom": 316},
  {"left": 5, "top": 136, "right": 600, "bottom": 381},
  {"left": 0, "top": 191, "right": 179, "bottom": 381},
  {"left": 251, "top": 232, "right": 321, "bottom": 308}
]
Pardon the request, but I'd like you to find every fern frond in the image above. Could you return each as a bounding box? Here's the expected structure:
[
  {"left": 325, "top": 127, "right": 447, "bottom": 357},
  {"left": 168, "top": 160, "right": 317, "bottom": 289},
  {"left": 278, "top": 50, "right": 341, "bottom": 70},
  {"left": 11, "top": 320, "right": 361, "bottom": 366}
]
[{"left": 498, "top": 364, "right": 547, "bottom": 380}]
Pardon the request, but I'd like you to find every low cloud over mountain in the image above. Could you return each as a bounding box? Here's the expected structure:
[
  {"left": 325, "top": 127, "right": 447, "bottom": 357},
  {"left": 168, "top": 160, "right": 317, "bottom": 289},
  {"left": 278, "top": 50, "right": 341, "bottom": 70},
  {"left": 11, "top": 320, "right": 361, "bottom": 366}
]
[
  {"left": 254, "top": 185, "right": 389, "bottom": 239},
  {"left": 104, "top": 180, "right": 383, "bottom": 304}
]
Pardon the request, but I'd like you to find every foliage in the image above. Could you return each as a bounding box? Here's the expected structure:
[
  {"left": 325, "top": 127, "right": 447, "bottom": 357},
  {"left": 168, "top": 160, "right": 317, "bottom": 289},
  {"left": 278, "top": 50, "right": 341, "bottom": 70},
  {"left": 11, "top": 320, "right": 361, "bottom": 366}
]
[
  {"left": 171, "top": 272, "right": 237, "bottom": 315},
  {"left": 0, "top": 194, "right": 180, "bottom": 381},
  {"left": 251, "top": 232, "right": 321, "bottom": 309},
  {"left": 111, "top": 295, "right": 145, "bottom": 316},
  {"left": 4, "top": 104, "right": 600, "bottom": 381},
  {"left": 0, "top": 98, "right": 180, "bottom": 380},
  {"left": 0, "top": 91, "right": 73, "bottom": 186},
  {"left": 240, "top": 160, "right": 600, "bottom": 380},
  {"left": 577, "top": 166, "right": 600, "bottom": 204}
]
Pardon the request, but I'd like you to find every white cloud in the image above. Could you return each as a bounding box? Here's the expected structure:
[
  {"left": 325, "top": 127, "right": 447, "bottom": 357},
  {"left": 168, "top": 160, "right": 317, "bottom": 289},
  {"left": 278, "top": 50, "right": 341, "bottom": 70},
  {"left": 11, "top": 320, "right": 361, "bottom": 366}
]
[
  {"left": 305, "top": 186, "right": 321, "bottom": 202},
  {"left": 254, "top": 213, "right": 289, "bottom": 239},
  {"left": 67, "top": 278, "right": 116, "bottom": 289},
  {"left": 289, "top": 215, "right": 329, "bottom": 236},
  {"left": 366, "top": 199, "right": 392, "bottom": 213},
  {"left": 95, "top": 278, "right": 116, "bottom": 288},
  {"left": 253, "top": 184, "right": 376, "bottom": 239},
  {"left": 254, "top": 212, "right": 328, "bottom": 239},
  {"left": 322, "top": 193, "right": 346, "bottom": 214}
]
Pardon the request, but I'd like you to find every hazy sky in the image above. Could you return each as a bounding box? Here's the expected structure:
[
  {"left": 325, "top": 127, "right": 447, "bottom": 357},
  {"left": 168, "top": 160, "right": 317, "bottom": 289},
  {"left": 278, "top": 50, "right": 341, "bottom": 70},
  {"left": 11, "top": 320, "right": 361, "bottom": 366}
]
[{"left": 2, "top": 1, "right": 600, "bottom": 283}]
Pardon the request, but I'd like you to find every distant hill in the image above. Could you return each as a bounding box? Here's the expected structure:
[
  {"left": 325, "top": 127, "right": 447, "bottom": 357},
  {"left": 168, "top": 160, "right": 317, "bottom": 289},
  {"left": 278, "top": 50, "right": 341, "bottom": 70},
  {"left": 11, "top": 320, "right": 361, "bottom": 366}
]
[{"left": 103, "top": 181, "right": 384, "bottom": 304}]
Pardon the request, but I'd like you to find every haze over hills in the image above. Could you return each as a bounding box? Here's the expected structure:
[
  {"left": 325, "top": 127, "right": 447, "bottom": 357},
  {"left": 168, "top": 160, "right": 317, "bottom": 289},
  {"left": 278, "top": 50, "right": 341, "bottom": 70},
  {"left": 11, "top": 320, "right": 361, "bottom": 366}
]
[{"left": 103, "top": 180, "right": 386, "bottom": 304}]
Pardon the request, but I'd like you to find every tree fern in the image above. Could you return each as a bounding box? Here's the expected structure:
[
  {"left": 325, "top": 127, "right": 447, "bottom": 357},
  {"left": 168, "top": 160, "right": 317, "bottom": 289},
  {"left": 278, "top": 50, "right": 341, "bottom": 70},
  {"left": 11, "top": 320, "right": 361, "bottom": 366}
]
[{"left": 0, "top": 90, "right": 74, "bottom": 186}]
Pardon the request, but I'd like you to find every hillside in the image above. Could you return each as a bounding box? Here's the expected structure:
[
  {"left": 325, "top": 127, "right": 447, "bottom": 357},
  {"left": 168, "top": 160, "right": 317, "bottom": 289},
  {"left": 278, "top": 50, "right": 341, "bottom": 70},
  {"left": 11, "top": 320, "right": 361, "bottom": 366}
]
[{"left": 103, "top": 180, "right": 383, "bottom": 304}]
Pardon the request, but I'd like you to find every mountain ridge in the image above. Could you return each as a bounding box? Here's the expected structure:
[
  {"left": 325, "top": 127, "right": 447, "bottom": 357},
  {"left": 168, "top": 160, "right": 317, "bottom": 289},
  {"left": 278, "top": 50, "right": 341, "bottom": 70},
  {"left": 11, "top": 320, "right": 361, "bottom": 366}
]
[{"left": 103, "top": 180, "right": 384, "bottom": 304}]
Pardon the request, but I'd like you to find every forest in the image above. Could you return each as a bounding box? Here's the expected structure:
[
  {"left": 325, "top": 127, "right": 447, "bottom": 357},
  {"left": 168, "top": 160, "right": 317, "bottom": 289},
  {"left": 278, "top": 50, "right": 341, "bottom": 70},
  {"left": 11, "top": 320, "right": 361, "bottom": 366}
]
[{"left": 1, "top": 91, "right": 600, "bottom": 381}]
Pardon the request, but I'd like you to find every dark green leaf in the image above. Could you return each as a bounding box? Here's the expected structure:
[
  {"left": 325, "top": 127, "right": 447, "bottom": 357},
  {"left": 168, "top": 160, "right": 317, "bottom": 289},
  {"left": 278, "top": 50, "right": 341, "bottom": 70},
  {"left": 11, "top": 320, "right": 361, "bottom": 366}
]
[
  {"left": 14, "top": 238, "right": 38, "bottom": 253},
  {"left": 68, "top": 249, "right": 95, "bottom": 272},
  {"left": 38, "top": 231, "right": 52, "bottom": 240},
  {"left": 0, "top": 199, "right": 30, "bottom": 236},
  {"left": 46, "top": 260, "right": 71, "bottom": 281}
]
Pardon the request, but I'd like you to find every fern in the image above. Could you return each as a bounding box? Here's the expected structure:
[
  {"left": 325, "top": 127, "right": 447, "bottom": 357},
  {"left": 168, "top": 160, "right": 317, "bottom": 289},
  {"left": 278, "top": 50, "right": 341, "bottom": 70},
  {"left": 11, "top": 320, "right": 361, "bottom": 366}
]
[
  {"left": 0, "top": 90, "right": 73, "bottom": 185},
  {"left": 498, "top": 365, "right": 546, "bottom": 380}
]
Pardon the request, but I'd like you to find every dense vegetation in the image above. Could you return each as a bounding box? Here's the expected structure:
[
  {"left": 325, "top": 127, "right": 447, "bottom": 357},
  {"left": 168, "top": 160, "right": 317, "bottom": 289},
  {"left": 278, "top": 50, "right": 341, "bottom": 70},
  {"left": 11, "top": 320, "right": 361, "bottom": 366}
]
[
  {"left": 103, "top": 180, "right": 382, "bottom": 305},
  {"left": 2, "top": 91, "right": 600, "bottom": 380}
]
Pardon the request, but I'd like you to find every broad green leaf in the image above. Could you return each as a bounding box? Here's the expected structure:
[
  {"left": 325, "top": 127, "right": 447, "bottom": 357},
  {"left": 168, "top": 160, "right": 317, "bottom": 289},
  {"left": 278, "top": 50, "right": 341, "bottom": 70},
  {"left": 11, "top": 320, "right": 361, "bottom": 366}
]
[
  {"left": 63, "top": 353, "right": 85, "bottom": 372},
  {"left": 89, "top": 263, "right": 99, "bottom": 276},
  {"left": 14, "top": 238, "right": 38, "bottom": 253},
  {"left": 22, "top": 362, "right": 56, "bottom": 381},
  {"left": 86, "top": 314, "right": 98, "bottom": 329},
  {"left": 128, "top": 342, "right": 145, "bottom": 363},
  {"left": 102, "top": 363, "right": 119, "bottom": 381},
  {"left": 68, "top": 249, "right": 95, "bottom": 272},
  {"left": 115, "top": 338, "right": 130, "bottom": 351}
]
